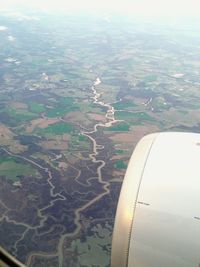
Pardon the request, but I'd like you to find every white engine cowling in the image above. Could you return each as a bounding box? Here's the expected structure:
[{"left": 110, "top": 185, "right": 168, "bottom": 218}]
[{"left": 111, "top": 132, "right": 200, "bottom": 267}]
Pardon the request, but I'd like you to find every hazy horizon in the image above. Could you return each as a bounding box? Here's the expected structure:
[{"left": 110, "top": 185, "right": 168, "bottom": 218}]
[{"left": 1, "top": 0, "right": 200, "bottom": 19}]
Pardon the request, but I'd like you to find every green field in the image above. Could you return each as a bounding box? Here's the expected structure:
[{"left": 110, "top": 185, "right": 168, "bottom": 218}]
[
  {"left": 36, "top": 122, "right": 74, "bottom": 136},
  {"left": 46, "top": 106, "right": 78, "bottom": 117},
  {"left": 105, "top": 122, "right": 130, "bottom": 132},
  {"left": 29, "top": 102, "right": 45, "bottom": 113},
  {"left": 113, "top": 101, "right": 136, "bottom": 110},
  {"left": 8, "top": 108, "right": 37, "bottom": 121},
  {"left": 46, "top": 97, "right": 79, "bottom": 118},
  {"left": 133, "top": 112, "right": 155, "bottom": 121},
  {"left": 115, "top": 111, "right": 135, "bottom": 120},
  {"left": 59, "top": 97, "right": 75, "bottom": 105},
  {"left": 115, "top": 149, "right": 125, "bottom": 155},
  {"left": 0, "top": 157, "right": 39, "bottom": 181},
  {"left": 78, "top": 102, "right": 104, "bottom": 114},
  {"left": 79, "top": 135, "right": 88, "bottom": 141},
  {"left": 115, "top": 160, "right": 127, "bottom": 169},
  {"left": 115, "top": 111, "right": 155, "bottom": 124},
  {"left": 70, "top": 134, "right": 90, "bottom": 149}
]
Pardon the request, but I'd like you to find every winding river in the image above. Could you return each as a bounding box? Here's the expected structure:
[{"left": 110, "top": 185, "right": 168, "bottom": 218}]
[
  {"left": 57, "top": 77, "right": 119, "bottom": 267},
  {"left": 1, "top": 77, "right": 119, "bottom": 266}
]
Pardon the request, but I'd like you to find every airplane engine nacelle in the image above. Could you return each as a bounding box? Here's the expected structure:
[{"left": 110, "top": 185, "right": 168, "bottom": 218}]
[{"left": 111, "top": 132, "right": 200, "bottom": 267}]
